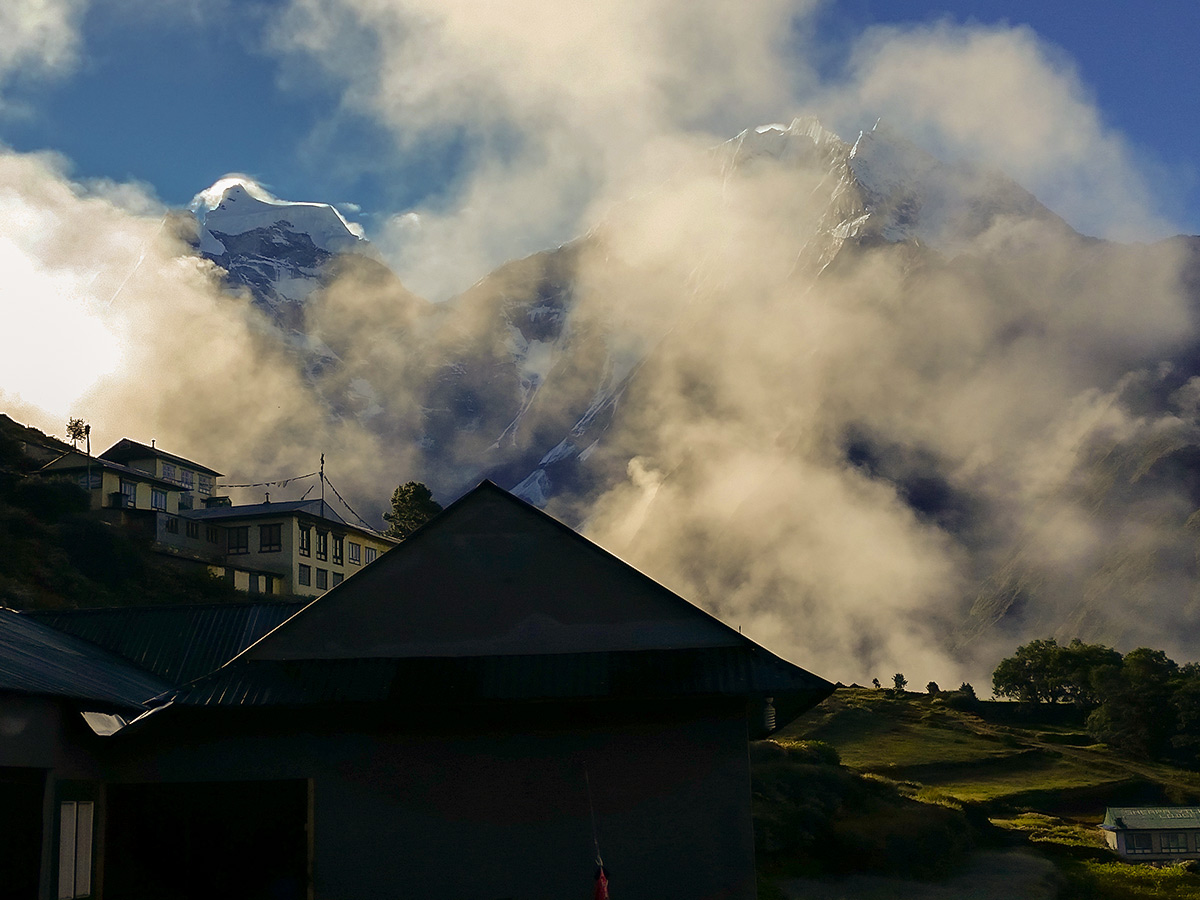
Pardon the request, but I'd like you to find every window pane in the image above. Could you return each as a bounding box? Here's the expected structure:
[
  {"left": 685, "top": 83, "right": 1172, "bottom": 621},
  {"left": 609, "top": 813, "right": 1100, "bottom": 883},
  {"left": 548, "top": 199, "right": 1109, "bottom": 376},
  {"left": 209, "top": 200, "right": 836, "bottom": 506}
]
[
  {"left": 58, "top": 802, "right": 77, "bottom": 900},
  {"left": 75, "top": 802, "right": 93, "bottom": 897}
]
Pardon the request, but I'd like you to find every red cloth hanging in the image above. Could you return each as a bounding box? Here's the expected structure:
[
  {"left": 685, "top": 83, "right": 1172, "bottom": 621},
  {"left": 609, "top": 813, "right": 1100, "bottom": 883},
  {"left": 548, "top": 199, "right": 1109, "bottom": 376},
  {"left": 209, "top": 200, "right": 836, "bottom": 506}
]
[{"left": 594, "top": 864, "right": 609, "bottom": 900}]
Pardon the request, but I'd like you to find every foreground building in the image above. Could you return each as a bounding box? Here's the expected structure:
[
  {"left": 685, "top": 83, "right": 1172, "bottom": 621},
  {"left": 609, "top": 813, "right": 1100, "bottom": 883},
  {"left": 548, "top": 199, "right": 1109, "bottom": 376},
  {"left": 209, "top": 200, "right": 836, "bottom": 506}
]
[
  {"left": 1102, "top": 807, "right": 1200, "bottom": 860},
  {"left": 0, "top": 481, "right": 833, "bottom": 900}
]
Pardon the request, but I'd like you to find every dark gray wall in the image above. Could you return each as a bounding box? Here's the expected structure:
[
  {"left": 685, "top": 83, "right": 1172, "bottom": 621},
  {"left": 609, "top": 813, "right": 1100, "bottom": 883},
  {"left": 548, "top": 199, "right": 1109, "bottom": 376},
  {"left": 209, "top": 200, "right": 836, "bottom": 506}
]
[{"left": 104, "top": 700, "right": 756, "bottom": 900}]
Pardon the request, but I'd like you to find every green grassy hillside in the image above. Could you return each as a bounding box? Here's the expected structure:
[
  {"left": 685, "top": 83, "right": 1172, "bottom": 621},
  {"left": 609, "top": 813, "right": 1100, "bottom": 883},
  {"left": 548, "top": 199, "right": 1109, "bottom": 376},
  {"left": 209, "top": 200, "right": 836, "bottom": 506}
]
[{"left": 754, "top": 686, "right": 1200, "bottom": 899}]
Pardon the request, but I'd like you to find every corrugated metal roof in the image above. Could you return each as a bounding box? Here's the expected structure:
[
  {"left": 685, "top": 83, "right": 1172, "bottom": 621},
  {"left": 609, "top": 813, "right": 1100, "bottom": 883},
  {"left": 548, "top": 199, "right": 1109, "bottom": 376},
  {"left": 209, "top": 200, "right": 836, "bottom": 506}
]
[
  {"left": 184, "top": 500, "right": 352, "bottom": 527},
  {"left": 0, "top": 608, "right": 171, "bottom": 709},
  {"left": 168, "top": 646, "right": 833, "bottom": 712},
  {"left": 26, "top": 602, "right": 304, "bottom": 687},
  {"left": 158, "top": 483, "right": 835, "bottom": 730},
  {"left": 1104, "top": 807, "right": 1200, "bottom": 830}
]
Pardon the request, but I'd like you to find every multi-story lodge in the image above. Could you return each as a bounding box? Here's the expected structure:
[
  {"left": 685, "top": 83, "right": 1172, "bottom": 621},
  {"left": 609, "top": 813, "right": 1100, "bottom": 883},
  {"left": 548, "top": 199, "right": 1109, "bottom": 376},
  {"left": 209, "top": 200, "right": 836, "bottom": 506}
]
[{"left": 40, "top": 439, "right": 396, "bottom": 597}]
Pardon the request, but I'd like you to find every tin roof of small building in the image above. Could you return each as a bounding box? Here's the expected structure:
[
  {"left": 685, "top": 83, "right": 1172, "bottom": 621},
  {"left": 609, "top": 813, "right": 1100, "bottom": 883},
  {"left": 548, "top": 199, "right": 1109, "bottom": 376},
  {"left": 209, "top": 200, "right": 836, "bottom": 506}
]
[
  {"left": 182, "top": 499, "right": 394, "bottom": 541},
  {"left": 0, "top": 607, "right": 170, "bottom": 709},
  {"left": 1103, "top": 807, "right": 1200, "bottom": 830},
  {"left": 26, "top": 601, "right": 305, "bottom": 687}
]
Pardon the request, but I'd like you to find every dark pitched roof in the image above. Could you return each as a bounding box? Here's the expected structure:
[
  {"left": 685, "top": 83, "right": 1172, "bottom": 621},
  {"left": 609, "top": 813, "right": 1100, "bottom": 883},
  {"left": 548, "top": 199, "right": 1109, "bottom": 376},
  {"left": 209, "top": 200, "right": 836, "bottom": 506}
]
[
  {"left": 250, "top": 481, "right": 757, "bottom": 660},
  {"left": 40, "top": 451, "right": 181, "bottom": 489},
  {"left": 166, "top": 483, "right": 834, "bottom": 727},
  {"left": 0, "top": 608, "right": 170, "bottom": 709},
  {"left": 1104, "top": 808, "right": 1200, "bottom": 830},
  {"left": 26, "top": 601, "right": 304, "bottom": 687},
  {"left": 99, "top": 438, "right": 222, "bottom": 477},
  {"left": 185, "top": 499, "right": 350, "bottom": 527}
]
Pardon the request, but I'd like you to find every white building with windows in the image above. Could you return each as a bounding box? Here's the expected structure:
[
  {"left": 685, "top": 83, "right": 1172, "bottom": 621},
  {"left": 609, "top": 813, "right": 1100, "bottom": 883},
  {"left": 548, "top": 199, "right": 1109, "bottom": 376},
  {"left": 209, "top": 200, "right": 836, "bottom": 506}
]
[
  {"left": 183, "top": 499, "right": 397, "bottom": 598},
  {"left": 1102, "top": 807, "right": 1200, "bottom": 860},
  {"left": 39, "top": 439, "right": 396, "bottom": 598}
]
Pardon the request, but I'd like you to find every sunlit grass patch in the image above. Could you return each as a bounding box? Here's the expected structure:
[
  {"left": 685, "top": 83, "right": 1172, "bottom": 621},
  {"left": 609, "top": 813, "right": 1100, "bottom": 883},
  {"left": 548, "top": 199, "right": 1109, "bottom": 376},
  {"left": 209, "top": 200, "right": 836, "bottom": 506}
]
[{"left": 1058, "top": 859, "right": 1200, "bottom": 900}]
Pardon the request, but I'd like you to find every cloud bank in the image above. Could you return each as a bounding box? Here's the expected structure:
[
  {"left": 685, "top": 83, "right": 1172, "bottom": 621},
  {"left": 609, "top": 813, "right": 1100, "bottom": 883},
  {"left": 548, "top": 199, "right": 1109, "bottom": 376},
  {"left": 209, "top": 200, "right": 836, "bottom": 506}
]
[{"left": 4, "top": 4, "right": 1199, "bottom": 690}]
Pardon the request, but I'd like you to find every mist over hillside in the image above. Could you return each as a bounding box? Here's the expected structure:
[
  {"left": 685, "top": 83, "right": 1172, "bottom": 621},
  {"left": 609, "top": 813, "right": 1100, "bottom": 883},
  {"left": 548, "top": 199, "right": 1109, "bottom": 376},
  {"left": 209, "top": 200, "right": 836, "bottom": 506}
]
[{"left": 5, "top": 110, "right": 1200, "bottom": 690}]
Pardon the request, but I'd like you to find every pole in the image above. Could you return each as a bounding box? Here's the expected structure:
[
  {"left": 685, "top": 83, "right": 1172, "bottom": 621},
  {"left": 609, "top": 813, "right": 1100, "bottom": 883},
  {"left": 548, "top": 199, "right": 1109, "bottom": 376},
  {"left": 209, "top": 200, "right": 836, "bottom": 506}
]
[
  {"left": 85, "top": 425, "right": 92, "bottom": 507},
  {"left": 320, "top": 454, "right": 326, "bottom": 518}
]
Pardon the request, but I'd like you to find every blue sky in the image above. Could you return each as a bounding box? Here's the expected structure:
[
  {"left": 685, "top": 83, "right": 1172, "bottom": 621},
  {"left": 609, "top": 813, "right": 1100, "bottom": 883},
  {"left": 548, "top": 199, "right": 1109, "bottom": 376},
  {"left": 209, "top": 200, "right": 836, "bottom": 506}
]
[{"left": 0, "top": 0, "right": 1196, "bottom": 239}]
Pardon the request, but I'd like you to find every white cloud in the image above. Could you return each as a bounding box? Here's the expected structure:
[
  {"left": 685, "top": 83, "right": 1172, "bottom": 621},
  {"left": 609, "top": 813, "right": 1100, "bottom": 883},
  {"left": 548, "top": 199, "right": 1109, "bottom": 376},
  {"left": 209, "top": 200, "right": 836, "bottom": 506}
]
[
  {"left": 268, "top": 0, "right": 820, "bottom": 298},
  {"left": 0, "top": 0, "right": 88, "bottom": 93},
  {"left": 817, "top": 22, "right": 1171, "bottom": 240}
]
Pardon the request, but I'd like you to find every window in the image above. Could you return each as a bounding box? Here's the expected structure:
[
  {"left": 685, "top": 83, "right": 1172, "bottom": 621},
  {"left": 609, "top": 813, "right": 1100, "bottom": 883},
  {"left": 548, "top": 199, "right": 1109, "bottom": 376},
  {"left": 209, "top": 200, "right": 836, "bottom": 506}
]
[
  {"left": 1162, "top": 833, "right": 1189, "bottom": 853},
  {"left": 298, "top": 526, "right": 311, "bottom": 557},
  {"left": 365, "top": 546, "right": 377, "bottom": 564},
  {"left": 151, "top": 488, "right": 167, "bottom": 511},
  {"left": 259, "top": 523, "right": 282, "bottom": 552},
  {"left": 348, "top": 541, "right": 361, "bottom": 565},
  {"left": 164, "top": 516, "right": 179, "bottom": 534},
  {"left": 119, "top": 480, "right": 136, "bottom": 507},
  {"left": 228, "top": 526, "right": 249, "bottom": 555},
  {"left": 179, "top": 469, "right": 194, "bottom": 489},
  {"left": 1127, "top": 832, "right": 1153, "bottom": 854},
  {"left": 298, "top": 564, "right": 311, "bottom": 586},
  {"left": 332, "top": 572, "right": 343, "bottom": 587},
  {"left": 206, "top": 525, "right": 220, "bottom": 544},
  {"left": 198, "top": 474, "right": 214, "bottom": 494},
  {"left": 162, "top": 463, "right": 176, "bottom": 482},
  {"left": 263, "top": 576, "right": 273, "bottom": 595},
  {"left": 58, "top": 801, "right": 93, "bottom": 899},
  {"left": 249, "top": 574, "right": 260, "bottom": 594},
  {"left": 316, "top": 531, "right": 328, "bottom": 561},
  {"left": 315, "top": 568, "right": 328, "bottom": 589},
  {"left": 332, "top": 534, "right": 344, "bottom": 565},
  {"left": 186, "top": 520, "right": 200, "bottom": 539},
  {"left": 77, "top": 472, "right": 101, "bottom": 490}
]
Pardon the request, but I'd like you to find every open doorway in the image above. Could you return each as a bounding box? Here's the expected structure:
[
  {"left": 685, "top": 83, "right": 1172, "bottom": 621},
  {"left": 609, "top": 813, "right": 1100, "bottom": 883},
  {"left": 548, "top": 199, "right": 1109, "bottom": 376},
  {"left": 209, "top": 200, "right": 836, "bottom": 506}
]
[
  {"left": 104, "top": 779, "right": 309, "bottom": 900},
  {"left": 0, "top": 767, "right": 45, "bottom": 900}
]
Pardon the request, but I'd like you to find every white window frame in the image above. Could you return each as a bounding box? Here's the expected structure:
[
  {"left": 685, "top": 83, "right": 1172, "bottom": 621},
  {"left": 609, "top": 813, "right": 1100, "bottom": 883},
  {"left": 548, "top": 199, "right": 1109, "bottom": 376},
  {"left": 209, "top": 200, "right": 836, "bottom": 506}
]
[{"left": 58, "top": 800, "right": 93, "bottom": 899}]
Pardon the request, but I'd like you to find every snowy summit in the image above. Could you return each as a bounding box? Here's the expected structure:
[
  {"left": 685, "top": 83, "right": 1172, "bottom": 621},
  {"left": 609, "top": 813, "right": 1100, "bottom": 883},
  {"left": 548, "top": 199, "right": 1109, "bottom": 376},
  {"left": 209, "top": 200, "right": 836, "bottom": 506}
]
[
  {"left": 191, "top": 177, "right": 366, "bottom": 258},
  {"left": 189, "top": 177, "right": 372, "bottom": 317}
]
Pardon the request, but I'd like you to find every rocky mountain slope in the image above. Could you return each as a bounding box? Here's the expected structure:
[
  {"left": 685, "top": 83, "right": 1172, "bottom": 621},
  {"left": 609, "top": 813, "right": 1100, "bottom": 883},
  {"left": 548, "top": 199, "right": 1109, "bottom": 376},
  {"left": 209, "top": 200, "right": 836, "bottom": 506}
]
[{"left": 187, "top": 118, "right": 1200, "bottom": 673}]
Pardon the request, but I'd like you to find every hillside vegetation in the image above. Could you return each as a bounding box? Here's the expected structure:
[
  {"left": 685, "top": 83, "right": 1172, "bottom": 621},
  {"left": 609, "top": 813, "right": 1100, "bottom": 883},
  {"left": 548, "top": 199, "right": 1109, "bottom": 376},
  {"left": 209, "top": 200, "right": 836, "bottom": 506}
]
[
  {"left": 754, "top": 687, "right": 1200, "bottom": 899},
  {"left": 0, "top": 416, "right": 241, "bottom": 610}
]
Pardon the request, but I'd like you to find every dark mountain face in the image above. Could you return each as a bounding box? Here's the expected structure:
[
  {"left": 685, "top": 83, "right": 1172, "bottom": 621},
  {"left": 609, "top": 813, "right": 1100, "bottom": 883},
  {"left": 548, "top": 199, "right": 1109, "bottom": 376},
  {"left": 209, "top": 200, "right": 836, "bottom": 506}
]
[{"left": 191, "top": 122, "right": 1200, "bottom": 679}]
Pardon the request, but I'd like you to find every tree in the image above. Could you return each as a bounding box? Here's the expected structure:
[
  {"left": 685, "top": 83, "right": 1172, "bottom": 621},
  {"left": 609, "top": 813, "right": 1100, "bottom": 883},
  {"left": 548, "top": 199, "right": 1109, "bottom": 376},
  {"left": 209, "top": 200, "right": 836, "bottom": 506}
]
[
  {"left": 926, "top": 681, "right": 940, "bottom": 695},
  {"left": 383, "top": 481, "right": 443, "bottom": 540},
  {"left": 992, "top": 637, "right": 1120, "bottom": 705},
  {"left": 66, "top": 418, "right": 88, "bottom": 449},
  {"left": 1087, "top": 648, "right": 1179, "bottom": 758},
  {"left": 892, "top": 673, "right": 908, "bottom": 694}
]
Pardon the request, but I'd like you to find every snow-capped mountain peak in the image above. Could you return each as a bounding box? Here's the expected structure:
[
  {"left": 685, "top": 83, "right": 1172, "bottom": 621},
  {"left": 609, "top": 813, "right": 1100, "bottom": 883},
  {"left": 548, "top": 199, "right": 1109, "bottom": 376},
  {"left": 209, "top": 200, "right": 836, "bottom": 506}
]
[
  {"left": 191, "top": 177, "right": 366, "bottom": 258},
  {"left": 189, "top": 176, "right": 374, "bottom": 320}
]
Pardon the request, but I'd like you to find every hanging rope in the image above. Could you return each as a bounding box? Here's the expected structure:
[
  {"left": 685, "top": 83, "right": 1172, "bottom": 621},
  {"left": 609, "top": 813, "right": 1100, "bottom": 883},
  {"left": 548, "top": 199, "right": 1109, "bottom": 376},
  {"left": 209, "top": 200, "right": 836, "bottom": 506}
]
[
  {"left": 324, "top": 475, "right": 381, "bottom": 532},
  {"left": 219, "top": 471, "right": 318, "bottom": 489}
]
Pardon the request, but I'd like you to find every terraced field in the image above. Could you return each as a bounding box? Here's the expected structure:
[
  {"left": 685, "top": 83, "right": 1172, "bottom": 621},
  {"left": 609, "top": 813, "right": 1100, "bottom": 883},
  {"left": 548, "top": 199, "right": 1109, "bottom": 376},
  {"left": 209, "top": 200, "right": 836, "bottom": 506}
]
[{"left": 762, "top": 687, "right": 1200, "bottom": 899}]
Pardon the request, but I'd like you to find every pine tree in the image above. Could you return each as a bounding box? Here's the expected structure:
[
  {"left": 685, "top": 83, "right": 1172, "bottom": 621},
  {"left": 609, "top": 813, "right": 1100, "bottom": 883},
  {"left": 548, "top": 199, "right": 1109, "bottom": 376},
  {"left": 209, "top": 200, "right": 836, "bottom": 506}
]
[{"left": 383, "top": 481, "right": 443, "bottom": 540}]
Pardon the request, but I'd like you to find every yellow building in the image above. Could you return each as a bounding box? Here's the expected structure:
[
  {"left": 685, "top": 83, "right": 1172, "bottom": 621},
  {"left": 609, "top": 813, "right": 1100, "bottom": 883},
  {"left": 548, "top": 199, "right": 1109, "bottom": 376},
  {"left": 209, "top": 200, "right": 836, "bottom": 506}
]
[
  {"left": 183, "top": 500, "right": 398, "bottom": 598},
  {"left": 40, "top": 450, "right": 189, "bottom": 515},
  {"left": 40, "top": 439, "right": 395, "bottom": 598}
]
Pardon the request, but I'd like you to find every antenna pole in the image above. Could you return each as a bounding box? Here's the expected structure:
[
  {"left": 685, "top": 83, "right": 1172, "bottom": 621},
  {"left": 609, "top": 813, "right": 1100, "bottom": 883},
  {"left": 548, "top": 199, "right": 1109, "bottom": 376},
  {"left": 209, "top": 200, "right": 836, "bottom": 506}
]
[{"left": 320, "top": 454, "right": 326, "bottom": 518}]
